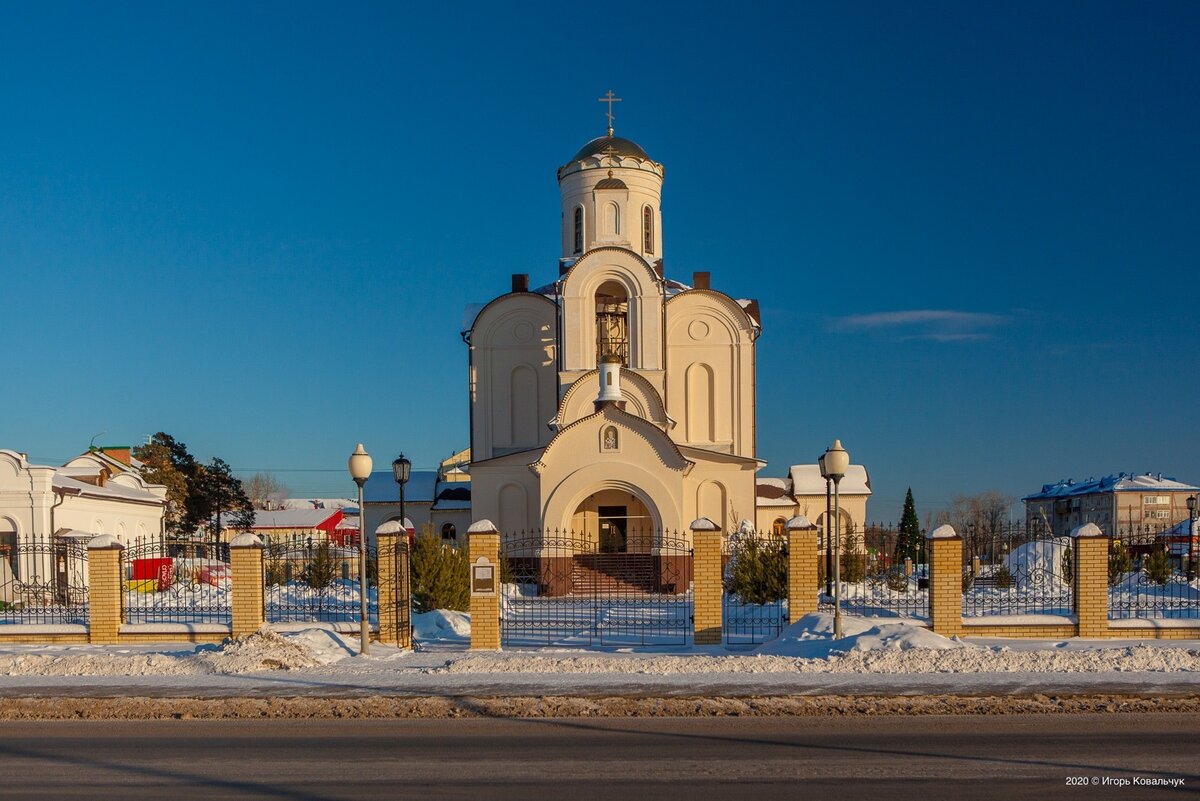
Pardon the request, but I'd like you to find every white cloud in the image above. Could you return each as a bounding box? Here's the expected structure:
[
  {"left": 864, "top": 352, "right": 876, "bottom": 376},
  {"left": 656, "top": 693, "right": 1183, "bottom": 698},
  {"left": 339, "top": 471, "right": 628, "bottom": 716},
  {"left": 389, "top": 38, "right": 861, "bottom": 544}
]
[{"left": 831, "top": 309, "right": 1009, "bottom": 341}]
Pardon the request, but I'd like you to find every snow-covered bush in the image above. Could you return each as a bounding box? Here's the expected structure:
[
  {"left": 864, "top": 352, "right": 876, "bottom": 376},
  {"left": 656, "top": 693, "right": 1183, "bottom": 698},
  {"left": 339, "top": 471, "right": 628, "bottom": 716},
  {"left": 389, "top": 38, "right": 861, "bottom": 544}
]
[
  {"left": 1109, "top": 540, "right": 1133, "bottom": 587},
  {"left": 1144, "top": 546, "right": 1173, "bottom": 586},
  {"left": 725, "top": 532, "right": 786, "bottom": 605}
]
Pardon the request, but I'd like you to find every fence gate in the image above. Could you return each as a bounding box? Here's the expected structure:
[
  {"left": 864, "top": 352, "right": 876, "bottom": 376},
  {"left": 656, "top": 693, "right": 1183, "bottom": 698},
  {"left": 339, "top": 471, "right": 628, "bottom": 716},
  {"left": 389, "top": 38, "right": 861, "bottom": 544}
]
[
  {"left": 500, "top": 529, "right": 693, "bottom": 647},
  {"left": 723, "top": 532, "right": 788, "bottom": 646}
]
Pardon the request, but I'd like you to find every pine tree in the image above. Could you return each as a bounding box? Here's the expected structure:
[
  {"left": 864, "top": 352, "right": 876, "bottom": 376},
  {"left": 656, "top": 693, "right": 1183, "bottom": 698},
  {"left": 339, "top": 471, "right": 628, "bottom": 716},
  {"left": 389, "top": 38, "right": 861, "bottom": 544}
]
[{"left": 894, "top": 488, "right": 923, "bottom": 564}]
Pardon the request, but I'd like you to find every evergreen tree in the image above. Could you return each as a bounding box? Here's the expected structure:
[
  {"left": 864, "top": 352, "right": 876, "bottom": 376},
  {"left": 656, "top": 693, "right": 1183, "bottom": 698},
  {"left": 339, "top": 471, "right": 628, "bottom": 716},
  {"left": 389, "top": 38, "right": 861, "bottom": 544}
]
[
  {"left": 894, "top": 488, "right": 923, "bottom": 564},
  {"left": 133, "top": 433, "right": 254, "bottom": 541}
]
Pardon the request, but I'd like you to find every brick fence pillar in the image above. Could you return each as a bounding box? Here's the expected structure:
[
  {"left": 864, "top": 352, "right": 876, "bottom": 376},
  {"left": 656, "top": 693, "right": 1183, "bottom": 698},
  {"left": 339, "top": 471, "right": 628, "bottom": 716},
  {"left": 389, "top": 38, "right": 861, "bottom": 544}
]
[
  {"left": 1072, "top": 523, "right": 1109, "bottom": 638},
  {"left": 691, "top": 518, "right": 723, "bottom": 645},
  {"left": 468, "top": 521, "right": 501, "bottom": 650},
  {"left": 376, "top": 523, "right": 412, "bottom": 648},
  {"left": 785, "top": 515, "right": 819, "bottom": 624},
  {"left": 88, "top": 535, "right": 124, "bottom": 645},
  {"left": 927, "top": 524, "right": 964, "bottom": 638},
  {"left": 230, "top": 533, "right": 265, "bottom": 637}
]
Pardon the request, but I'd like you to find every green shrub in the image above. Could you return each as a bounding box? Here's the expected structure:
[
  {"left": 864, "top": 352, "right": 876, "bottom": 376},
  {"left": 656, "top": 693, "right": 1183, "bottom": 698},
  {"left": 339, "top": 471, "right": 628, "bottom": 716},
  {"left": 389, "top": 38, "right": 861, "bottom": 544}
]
[
  {"left": 411, "top": 534, "right": 469, "bottom": 612},
  {"left": 306, "top": 542, "right": 338, "bottom": 590},
  {"left": 1060, "top": 545, "right": 1073, "bottom": 583},
  {"left": 838, "top": 553, "right": 866, "bottom": 584},
  {"left": 264, "top": 543, "right": 288, "bottom": 587},
  {"left": 725, "top": 536, "right": 786, "bottom": 605},
  {"left": 962, "top": 570, "right": 973, "bottom": 592},
  {"left": 992, "top": 564, "right": 1014, "bottom": 590},
  {"left": 1109, "top": 540, "right": 1133, "bottom": 587},
  {"left": 885, "top": 568, "right": 910, "bottom": 593},
  {"left": 1144, "top": 545, "right": 1173, "bottom": 586}
]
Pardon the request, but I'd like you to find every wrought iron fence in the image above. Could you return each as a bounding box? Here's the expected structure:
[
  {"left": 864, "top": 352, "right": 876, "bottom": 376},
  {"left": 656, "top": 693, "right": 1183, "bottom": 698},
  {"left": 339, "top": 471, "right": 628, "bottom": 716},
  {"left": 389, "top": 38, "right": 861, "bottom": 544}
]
[
  {"left": 500, "top": 528, "right": 692, "bottom": 647},
  {"left": 960, "top": 523, "right": 1072, "bottom": 617},
  {"left": 722, "top": 530, "right": 787, "bottom": 645},
  {"left": 0, "top": 536, "right": 90, "bottom": 625},
  {"left": 819, "top": 523, "right": 929, "bottom": 619},
  {"left": 122, "top": 537, "right": 232, "bottom": 625},
  {"left": 1108, "top": 530, "right": 1200, "bottom": 620},
  {"left": 264, "top": 540, "right": 378, "bottom": 624}
]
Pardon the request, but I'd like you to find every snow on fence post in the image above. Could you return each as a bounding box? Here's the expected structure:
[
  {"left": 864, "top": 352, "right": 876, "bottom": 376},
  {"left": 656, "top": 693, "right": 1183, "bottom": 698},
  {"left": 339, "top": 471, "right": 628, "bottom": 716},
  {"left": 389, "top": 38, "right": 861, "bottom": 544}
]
[
  {"left": 230, "top": 533, "right": 265, "bottom": 638},
  {"left": 376, "top": 521, "right": 412, "bottom": 648},
  {"left": 785, "top": 515, "right": 819, "bottom": 623},
  {"left": 468, "top": 520, "right": 501, "bottom": 650},
  {"left": 1072, "top": 523, "right": 1109, "bottom": 638},
  {"left": 690, "top": 518, "right": 723, "bottom": 645},
  {"left": 87, "top": 534, "right": 124, "bottom": 645},
  {"left": 926, "top": 525, "right": 964, "bottom": 638}
]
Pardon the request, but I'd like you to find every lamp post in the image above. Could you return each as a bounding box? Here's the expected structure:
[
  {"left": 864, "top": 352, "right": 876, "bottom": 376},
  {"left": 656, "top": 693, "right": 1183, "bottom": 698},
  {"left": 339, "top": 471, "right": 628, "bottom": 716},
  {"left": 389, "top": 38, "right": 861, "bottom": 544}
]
[
  {"left": 348, "top": 443, "right": 372, "bottom": 656},
  {"left": 392, "top": 453, "right": 411, "bottom": 540},
  {"left": 1187, "top": 494, "right": 1198, "bottom": 580},
  {"left": 822, "top": 470, "right": 833, "bottom": 597},
  {"left": 819, "top": 439, "right": 850, "bottom": 640}
]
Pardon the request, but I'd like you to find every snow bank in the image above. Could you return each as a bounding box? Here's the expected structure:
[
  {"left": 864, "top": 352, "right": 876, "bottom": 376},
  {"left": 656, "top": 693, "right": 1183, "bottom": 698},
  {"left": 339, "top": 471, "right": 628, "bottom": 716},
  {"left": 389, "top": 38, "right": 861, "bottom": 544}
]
[
  {"left": 413, "top": 610, "right": 470, "bottom": 642},
  {"left": 0, "top": 627, "right": 354, "bottom": 677},
  {"left": 1006, "top": 538, "right": 1070, "bottom": 590}
]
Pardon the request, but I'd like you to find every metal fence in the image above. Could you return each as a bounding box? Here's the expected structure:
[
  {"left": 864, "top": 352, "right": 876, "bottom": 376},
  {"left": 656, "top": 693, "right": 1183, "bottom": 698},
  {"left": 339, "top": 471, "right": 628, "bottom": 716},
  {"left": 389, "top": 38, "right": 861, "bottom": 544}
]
[
  {"left": 960, "top": 523, "right": 1072, "bottom": 617},
  {"left": 264, "top": 541, "right": 378, "bottom": 624},
  {"left": 1108, "top": 530, "right": 1199, "bottom": 620},
  {"left": 121, "top": 537, "right": 232, "bottom": 625},
  {"left": 820, "top": 523, "right": 929, "bottom": 619},
  {"left": 0, "top": 536, "right": 90, "bottom": 625},
  {"left": 500, "top": 528, "right": 693, "bottom": 647},
  {"left": 722, "top": 531, "right": 787, "bottom": 646}
]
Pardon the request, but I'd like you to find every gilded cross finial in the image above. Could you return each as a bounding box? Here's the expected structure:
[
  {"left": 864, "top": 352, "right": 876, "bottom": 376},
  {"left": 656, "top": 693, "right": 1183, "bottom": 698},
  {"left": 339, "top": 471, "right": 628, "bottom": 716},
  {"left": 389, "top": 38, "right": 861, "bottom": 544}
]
[{"left": 598, "top": 90, "right": 622, "bottom": 136}]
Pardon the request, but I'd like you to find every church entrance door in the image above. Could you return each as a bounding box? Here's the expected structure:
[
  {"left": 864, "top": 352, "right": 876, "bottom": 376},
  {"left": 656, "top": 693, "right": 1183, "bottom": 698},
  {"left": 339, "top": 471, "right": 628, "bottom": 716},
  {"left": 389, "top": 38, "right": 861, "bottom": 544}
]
[{"left": 597, "top": 506, "right": 627, "bottom": 553}]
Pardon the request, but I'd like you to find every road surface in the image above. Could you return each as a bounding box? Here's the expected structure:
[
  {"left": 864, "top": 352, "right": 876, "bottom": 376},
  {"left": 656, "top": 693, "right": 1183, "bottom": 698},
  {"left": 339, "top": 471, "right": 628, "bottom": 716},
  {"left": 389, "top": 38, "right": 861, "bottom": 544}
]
[{"left": 0, "top": 714, "right": 1196, "bottom": 800}]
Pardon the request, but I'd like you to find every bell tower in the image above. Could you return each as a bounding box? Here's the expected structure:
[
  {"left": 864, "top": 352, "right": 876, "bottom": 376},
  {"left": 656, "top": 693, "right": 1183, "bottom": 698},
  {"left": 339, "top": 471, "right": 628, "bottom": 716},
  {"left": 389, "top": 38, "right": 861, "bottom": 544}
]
[{"left": 557, "top": 93, "right": 664, "bottom": 267}]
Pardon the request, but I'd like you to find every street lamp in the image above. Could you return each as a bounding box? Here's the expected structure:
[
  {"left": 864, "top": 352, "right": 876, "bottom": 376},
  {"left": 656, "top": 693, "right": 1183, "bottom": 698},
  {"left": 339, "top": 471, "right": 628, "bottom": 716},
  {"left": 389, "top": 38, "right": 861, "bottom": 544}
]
[
  {"left": 819, "top": 439, "right": 850, "bottom": 639},
  {"left": 1187, "top": 495, "right": 1198, "bottom": 579},
  {"left": 348, "top": 443, "right": 373, "bottom": 656},
  {"left": 392, "top": 453, "right": 411, "bottom": 540}
]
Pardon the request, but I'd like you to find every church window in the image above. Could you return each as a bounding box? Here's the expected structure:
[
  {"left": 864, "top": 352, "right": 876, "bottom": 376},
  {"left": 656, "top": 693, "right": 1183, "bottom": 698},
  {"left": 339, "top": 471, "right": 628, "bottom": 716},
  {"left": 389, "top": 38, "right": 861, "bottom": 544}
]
[
  {"left": 772, "top": 518, "right": 786, "bottom": 540},
  {"left": 573, "top": 207, "right": 584, "bottom": 254},
  {"left": 643, "top": 206, "right": 654, "bottom": 254},
  {"left": 441, "top": 523, "right": 456, "bottom": 541},
  {"left": 595, "top": 281, "right": 629, "bottom": 366}
]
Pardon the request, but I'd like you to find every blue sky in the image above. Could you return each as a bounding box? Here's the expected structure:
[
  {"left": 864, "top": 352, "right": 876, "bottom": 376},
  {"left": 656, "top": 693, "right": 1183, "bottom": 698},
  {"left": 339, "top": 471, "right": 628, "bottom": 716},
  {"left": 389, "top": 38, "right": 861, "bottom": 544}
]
[{"left": 1, "top": 1, "right": 1197, "bottom": 521}]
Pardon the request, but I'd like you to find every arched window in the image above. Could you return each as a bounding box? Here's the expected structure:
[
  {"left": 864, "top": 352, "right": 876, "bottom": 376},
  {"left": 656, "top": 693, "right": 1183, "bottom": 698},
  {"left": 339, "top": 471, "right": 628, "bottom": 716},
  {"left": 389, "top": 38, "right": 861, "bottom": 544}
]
[
  {"left": 772, "top": 518, "right": 786, "bottom": 540},
  {"left": 441, "top": 523, "right": 456, "bottom": 541},
  {"left": 595, "top": 280, "right": 629, "bottom": 365},
  {"left": 605, "top": 202, "right": 620, "bottom": 235},
  {"left": 573, "top": 206, "right": 584, "bottom": 254},
  {"left": 643, "top": 206, "right": 654, "bottom": 254}
]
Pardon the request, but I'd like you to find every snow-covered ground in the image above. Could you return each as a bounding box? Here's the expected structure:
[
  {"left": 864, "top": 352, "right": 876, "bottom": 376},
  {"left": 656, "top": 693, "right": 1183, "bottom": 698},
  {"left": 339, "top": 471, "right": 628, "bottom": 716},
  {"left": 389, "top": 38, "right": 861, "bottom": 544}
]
[{"left": 0, "top": 612, "right": 1198, "bottom": 700}]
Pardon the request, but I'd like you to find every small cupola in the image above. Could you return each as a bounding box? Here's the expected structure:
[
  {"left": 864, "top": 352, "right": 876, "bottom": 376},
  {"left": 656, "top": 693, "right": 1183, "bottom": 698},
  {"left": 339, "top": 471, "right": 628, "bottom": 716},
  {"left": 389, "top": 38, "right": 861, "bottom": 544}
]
[{"left": 594, "top": 352, "right": 626, "bottom": 411}]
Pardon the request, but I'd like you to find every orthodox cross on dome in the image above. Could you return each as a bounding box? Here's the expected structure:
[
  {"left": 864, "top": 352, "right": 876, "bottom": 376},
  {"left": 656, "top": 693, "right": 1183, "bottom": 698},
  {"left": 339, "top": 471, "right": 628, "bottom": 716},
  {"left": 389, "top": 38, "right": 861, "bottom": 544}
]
[{"left": 598, "top": 90, "right": 622, "bottom": 136}]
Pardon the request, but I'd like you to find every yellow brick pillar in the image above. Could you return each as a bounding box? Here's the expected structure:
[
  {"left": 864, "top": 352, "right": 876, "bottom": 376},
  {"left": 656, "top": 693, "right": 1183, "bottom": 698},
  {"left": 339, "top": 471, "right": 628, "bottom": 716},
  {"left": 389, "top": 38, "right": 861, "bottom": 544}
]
[
  {"left": 230, "top": 533, "right": 265, "bottom": 637},
  {"left": 785, "top": 515, "right": 819, "bottom": 624},
  {"left": 1072, "top": 523, "right": 1109, "bottom": 638},
  {"left": 376, "top": 522, "right": 412, "bottom": 648},
  {"left": 691, "top": 518, "right": 723, "bottom": 645},
  {"left": 87, "top": 535, "right": 124, "bottom": 645},
  {"left": 927, "top": 525, "right": 964, "bottom": 638},
  {"left": 468, "top": 521, "right": 501, "bottom": 650}
]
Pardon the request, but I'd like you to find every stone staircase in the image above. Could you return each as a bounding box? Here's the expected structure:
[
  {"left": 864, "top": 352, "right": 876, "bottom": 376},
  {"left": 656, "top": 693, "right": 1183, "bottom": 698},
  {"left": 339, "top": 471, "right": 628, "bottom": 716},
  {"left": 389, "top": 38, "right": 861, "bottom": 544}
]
[{"left": 572, "top": 554, "right": 656, "bottom": 594}]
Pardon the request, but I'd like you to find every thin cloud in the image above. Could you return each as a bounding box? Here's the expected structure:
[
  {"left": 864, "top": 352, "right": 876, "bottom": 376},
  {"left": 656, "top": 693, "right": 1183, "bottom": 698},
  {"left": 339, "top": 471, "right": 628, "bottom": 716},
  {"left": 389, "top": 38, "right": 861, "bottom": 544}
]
[{"left": 832, "top": 309, "right": 1010, "bottom": 341}]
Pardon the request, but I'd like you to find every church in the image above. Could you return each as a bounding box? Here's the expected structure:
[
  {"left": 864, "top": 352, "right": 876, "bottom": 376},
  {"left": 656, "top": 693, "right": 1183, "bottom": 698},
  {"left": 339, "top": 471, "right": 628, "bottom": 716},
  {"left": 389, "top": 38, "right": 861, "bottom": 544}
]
[{"left": 463, "top": 105, "right": 766, "bottom": 546}]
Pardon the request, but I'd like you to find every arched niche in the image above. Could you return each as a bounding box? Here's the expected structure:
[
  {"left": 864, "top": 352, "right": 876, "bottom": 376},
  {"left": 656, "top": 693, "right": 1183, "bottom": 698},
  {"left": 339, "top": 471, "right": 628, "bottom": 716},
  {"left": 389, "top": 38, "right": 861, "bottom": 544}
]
[{"left": 559, "top": 248, "right": 664, "bottom": 372}]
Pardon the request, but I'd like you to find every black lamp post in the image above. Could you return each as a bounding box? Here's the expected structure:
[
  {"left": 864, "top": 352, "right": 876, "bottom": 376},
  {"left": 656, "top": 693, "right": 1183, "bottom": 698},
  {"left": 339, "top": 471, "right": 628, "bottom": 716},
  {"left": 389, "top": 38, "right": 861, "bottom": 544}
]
[
  {"left": 1187, "top": 494, "right": 1198, "bottom": 579},
  {"left": 819, "top": 440, "right": 850, "bottom": 639},
  {"left": 392, "top": 453, "right": 411, "bottom": 539}
]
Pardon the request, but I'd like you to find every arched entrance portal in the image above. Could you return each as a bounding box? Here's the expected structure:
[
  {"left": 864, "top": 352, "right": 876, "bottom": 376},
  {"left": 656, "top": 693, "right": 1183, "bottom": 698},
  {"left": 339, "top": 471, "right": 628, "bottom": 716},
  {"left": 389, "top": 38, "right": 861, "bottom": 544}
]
[{"left": 571, "top": 490, "right": 655, "bottom": 554}]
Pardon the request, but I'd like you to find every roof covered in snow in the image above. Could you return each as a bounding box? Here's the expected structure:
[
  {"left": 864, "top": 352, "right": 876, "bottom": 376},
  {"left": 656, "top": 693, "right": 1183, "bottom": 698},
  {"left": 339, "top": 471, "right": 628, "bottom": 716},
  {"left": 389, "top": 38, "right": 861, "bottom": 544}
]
[
  {"left": 243, "top": 509, "right": 343, "bottom": 530},
  {"left": 362, "top": 470, "right": 439, "bottom": 503},
  {"left": 789, "top": 464, "right": 872, "bottom": 496},
  {"left": 1024, "top": 472, "right": 1198, "bottom": 501}
]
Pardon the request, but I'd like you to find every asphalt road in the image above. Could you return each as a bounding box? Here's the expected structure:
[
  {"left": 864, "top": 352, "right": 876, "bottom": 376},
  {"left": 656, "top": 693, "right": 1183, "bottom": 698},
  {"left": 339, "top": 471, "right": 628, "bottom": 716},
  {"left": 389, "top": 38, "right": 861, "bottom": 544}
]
[{"left": 0, "top": 714, "right": 1196, "bottom": 800}]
